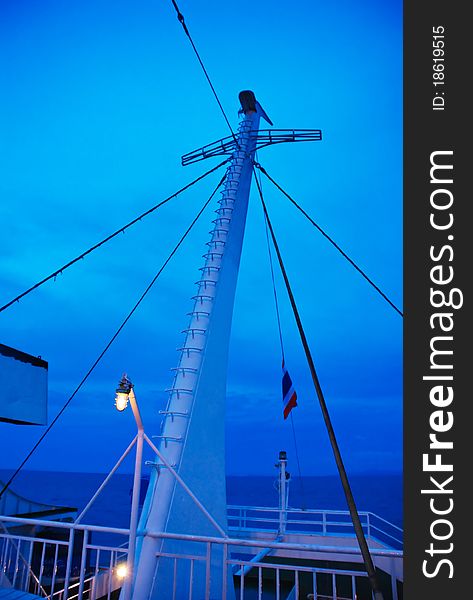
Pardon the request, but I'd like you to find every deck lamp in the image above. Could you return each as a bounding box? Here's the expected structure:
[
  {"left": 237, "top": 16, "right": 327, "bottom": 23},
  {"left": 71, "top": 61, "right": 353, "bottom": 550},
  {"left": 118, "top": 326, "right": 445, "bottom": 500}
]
[
  {"left": 116, "top": 563, "right": 128, "bottom": 579},
  {"left": 112, "top": 373, "right": 143, "bottom": 600},
  {"left": 115, "top": 373, "right": 133, "bottom": 412}
]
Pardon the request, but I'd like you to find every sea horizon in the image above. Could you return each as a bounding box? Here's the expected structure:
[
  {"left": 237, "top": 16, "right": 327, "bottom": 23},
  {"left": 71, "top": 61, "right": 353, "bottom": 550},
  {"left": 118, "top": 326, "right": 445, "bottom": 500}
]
[{"left": 1, "top": 469, "right": 402, "bottom": 529}]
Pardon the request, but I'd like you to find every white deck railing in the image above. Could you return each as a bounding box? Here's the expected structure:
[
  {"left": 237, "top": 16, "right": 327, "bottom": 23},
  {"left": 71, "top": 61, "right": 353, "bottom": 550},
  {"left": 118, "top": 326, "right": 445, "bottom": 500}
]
[
  {"left": 145, "top": 529, "right": 402, "bottom": 600},
  {"left": 227, "top": 505, "right": 403, "bottom": 549},
  {"left": 1, "top": 512, "right": 402, "bottom": 600},
  {"left": 0, "top": 516, "right": 129, "bottom": 600}
]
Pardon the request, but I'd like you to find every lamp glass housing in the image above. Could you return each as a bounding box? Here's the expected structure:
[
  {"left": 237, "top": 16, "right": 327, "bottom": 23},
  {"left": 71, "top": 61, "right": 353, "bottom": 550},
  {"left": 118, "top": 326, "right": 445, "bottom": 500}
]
[{"left": 115, "top": 391, "right": 129, "bottom": 412}]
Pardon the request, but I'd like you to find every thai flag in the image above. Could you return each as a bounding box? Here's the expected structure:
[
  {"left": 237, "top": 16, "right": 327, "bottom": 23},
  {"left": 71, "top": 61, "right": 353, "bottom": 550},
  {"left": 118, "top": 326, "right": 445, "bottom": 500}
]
[{"left": 282, "top": 360, "right": 297, "bottom": 419}]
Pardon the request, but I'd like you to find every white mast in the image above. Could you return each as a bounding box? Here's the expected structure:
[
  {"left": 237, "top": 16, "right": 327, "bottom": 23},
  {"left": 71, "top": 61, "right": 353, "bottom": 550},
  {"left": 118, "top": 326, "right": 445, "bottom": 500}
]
[{"left": 131, "top": 93, "right": 265, "bottom": 600}]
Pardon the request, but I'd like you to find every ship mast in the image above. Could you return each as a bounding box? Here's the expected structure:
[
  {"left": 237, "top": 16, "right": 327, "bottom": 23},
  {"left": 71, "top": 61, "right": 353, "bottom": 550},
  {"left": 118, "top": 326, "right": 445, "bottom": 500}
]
[{"left": 131, "top": 92, "right": 264, "bottom": 600}]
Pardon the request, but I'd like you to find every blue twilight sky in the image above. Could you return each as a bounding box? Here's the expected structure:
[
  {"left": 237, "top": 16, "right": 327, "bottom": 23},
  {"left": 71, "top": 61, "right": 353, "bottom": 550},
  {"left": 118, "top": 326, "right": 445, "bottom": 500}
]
[{"left": 0, "top": 0, "right": 402, "bottom": 476}]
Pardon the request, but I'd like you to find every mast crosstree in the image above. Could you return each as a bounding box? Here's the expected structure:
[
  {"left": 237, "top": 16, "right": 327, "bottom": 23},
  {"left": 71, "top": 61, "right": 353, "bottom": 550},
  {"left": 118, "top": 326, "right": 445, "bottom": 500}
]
[{"left": 181, "top": 129, "right": 322, "bottom": 166}]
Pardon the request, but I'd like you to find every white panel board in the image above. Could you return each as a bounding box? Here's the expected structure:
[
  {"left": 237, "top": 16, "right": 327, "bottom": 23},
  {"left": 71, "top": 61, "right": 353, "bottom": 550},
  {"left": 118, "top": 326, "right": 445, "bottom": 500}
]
[{"left": 0, "top": 344, "right": 48, "bottom": 425}]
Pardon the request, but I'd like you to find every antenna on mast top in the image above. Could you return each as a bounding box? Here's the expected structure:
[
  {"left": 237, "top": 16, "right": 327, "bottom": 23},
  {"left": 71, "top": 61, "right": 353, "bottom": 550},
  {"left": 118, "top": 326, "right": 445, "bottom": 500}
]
[{"left": 239, "top": 89, "right": 274, "bottom": 125}]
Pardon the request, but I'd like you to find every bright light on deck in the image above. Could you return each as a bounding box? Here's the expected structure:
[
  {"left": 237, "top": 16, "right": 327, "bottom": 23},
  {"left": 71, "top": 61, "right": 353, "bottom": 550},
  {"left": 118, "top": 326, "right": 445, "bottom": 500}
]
[{"left": 116, "top": 563, "right": 128, "bottom": 578}]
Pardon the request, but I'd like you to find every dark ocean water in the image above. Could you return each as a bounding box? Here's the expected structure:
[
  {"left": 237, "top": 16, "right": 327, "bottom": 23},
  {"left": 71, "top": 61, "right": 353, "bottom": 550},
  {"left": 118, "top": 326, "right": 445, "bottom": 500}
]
[{"left": 0, "top": 470, "right": 402, "bottom": 530}]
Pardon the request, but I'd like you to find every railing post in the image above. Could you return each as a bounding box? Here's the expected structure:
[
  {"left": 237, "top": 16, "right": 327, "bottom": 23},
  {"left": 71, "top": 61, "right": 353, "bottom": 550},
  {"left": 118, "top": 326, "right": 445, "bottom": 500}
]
[
  {"left": 63, "top": 528, "right": 75, "bottom": 600},
  {"left": 107, "top": 551, "right": 114, "bottom": 600},
  {"left": 221, "top": 541, "right": 228, "bottom": 600},
  {"left": 322, "top": 512, "right": 327, "bottom": 535},
  {"left": 38, "top": 542, "right": 46, "bottom": 592},
  {"left": 25, "top": 541, "right": 34, "bottom": 592},
  {"left": 90, "top": 571, "right": 97, "bottom": 600},
  {"left": 12, "top": 539, "right": 20, "bottom": 587},
  {"left": 367, "top": 513, "right": 371, "bottom": 539},
  {"left": 77, "top": 529, "right": 89, "bottom": 600},
  {"left": 50, "top": 544, "right": 59, "bottom": 598},
  {"left": 172, "top": 557, "right": 177, "bottom": 600},
  {"left": 205, "top": 541, "right": 211, "bottom": 600},
  {"left": 391, "top": 559, "right": 399, "bottom": 600}
]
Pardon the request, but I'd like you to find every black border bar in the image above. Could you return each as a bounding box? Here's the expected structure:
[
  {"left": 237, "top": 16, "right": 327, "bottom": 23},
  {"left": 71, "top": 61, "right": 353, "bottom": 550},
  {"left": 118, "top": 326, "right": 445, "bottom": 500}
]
[{"left": 404, "top": 2, "right": 468, "bottom": 598}]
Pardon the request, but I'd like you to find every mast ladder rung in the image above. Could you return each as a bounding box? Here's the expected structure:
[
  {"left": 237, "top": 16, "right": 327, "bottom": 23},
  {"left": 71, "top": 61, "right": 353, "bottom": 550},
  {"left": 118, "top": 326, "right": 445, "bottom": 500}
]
[
  {"left": 158, "top": 410, "right": 189, "bottom": 421},
  {"left": 199, "top": 266, "right": 220, "bottom": 275},
  {"left": 220, "top": 188, "right": 237, "bottom": 196},
  {"left": 224, "top": 180, "right": 239, "bottom": 189},
  {"left": 191, "top": 294, "right": 214, "bottom": 303},
  {"left": 151, "top": 435, "right": 183, "bottom": 447},
  {"left": 218, "top": 199, "right": 235, "bottom": 208},
  {"left": 210, "top": 228, "right": 229, "bottom": 237},
  {"left": 202, "top": 252, "right": 223, "bottom": 261},
  {"left": 145, "top": 461, "right": 177, "bottom": 470},
  {"left": 212, "top": 217, "right": 231, "bottom": 226},
  {"left": 177, "top": 345, "right": 203, "bottom": 356},
  {"left": 165, "top": 387, "right": 193, "bottom": 396},
  {"left": 195, "top": 279, "right": 217, "bottom": 289},
  {"left": 186, "top": 310, "right": 211, "bottom": 318},
  {"left": 205, "top": 240, "right": 226, "bottom": 249},
  {"left": 215, "top": 207, "right": 234, "bottom": 216},
  {"left": 205, "top": 241, "right": 226, "bottom": 251},
  {"left": 170, "top": 367, "right": 198, "bottom": 374},
  {"left": 228, "top": 160, "right": 246, "bottom": 170},
  {"left": 181, "top": 327, "right": 206, "bottom": 337}
]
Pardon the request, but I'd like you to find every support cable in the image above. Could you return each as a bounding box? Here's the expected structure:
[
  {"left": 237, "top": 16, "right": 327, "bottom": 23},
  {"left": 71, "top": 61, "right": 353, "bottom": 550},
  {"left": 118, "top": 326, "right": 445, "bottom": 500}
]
[
  {"left": 0, "top": 159, "right": 230, "bottom": 314},
  {"left": 254, "top": 173, "right": 384, "bottom": 599},
  {"left": 168, "top": 0, "right": 239, "bottom": 146},
  {"left": 0, "top": 174, "right": 227, "bottom": 499},
  {"left": 256, "top": 167, "right": 306, "bottom": 509},
  {"left": 254, "top": 162, "right": 403, "bottom": 318}
]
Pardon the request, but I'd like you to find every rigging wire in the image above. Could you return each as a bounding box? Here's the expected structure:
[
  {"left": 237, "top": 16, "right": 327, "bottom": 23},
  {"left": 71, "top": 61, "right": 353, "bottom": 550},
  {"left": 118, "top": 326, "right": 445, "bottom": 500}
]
[
  {"left": 0, "top": 173, "right": 227, "bottom": 500},
  {"left": 168, "top": 0, "right": 239, "bottom": 146},
  {"left": 0, "top": 159, "right": 230, "bottom": 315},
  {"left": 253, "top": 161, "right": 403, "bottom": 318},
  {"left": 255, "top": 174, "right": 384, "bottom": 599},
  {"left": 256, "top": 165, "right": 307, "bottom": 509}
]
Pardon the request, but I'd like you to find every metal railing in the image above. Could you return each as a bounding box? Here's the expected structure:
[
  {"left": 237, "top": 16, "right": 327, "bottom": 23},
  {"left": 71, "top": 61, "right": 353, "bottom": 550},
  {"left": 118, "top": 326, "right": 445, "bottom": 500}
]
[
  {"left": 0, "top": 515, "right": 129, "bottom": 600},
  {"left": 146, "top": 529, "right": 402, "bottom": 600},
  {"left": 227, "top": 505, "right": 403, "bottom": 549},
  {"left": 1, "top": 511, "right": 402, "bottom": 600},
  {"left": 181, "top": 129, "right": 322, "bottom": 165},
  {"left": 0, "top": 530, "right": 49, "bottom": 597}
]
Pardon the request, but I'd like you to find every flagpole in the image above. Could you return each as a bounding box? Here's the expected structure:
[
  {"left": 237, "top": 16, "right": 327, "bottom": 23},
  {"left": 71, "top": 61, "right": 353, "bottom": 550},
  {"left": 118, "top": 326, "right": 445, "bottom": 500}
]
[{"left": 257, "top": 182, "right": 384, "bottom": 600}]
